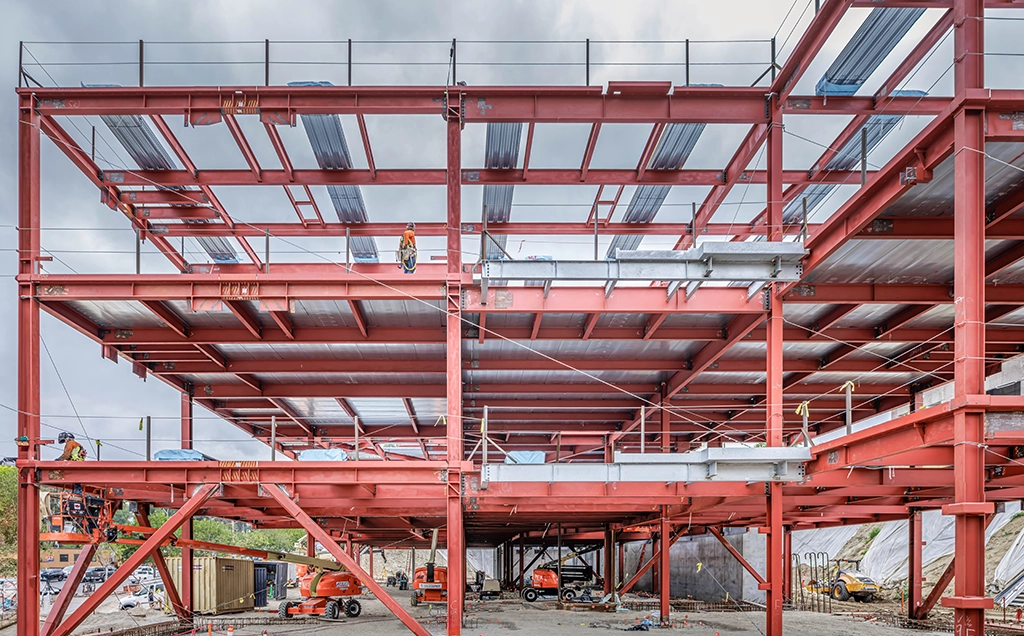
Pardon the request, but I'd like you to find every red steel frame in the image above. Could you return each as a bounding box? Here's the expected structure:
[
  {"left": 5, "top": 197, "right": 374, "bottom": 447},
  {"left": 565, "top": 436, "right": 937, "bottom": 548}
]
[{"left": 15, "top": 3, "right": 1024, "bottom": 634}]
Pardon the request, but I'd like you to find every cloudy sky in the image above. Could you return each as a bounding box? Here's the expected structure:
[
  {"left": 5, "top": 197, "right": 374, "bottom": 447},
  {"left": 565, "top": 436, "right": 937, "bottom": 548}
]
[{"left": 2, "top": 1, "right": 1018, "bottom": 462}]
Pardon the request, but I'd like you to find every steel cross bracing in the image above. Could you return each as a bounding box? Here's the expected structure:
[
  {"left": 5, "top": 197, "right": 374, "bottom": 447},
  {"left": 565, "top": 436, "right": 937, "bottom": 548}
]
[{"left": 15, "top": 3, "right": 1024, "bottom": 634}]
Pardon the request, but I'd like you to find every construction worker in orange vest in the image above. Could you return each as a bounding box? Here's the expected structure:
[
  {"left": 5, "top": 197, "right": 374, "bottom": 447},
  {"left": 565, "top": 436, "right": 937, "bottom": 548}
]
[
  {"left": 57, "top": 432, "right": 86, "bottom": 461},
  {"left": 398, "top": 222, "right": 417, "bottom": 274}
]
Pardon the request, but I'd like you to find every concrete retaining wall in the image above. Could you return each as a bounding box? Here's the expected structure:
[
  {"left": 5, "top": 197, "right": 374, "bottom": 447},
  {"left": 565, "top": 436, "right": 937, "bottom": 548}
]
[{"left": 623, "top": 530, "right": 766, "bottom": 603}]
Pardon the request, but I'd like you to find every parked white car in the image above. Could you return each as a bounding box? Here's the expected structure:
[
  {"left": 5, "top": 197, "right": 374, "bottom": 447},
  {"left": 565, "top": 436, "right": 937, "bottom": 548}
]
[{"left": 119, "top": 580, "right": 165, "bottom": 611}]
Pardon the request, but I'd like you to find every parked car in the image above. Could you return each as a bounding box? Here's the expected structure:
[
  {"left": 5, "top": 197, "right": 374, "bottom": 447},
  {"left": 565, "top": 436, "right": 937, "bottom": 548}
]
[
  {"left": 83, "top": 566, "right": 116, "bottom": 583},
  {"left": 41, "top": 568, "right": 66, "bottom": 582},
  {"left": 119, "top": 581, "right": 165, "bottom": 610},
  {"left": 133, "top": 566, "right": 155, "bottom": 580}
]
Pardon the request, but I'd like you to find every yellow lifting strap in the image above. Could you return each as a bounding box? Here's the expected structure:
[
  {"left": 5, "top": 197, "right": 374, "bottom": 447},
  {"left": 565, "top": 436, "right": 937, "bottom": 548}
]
[
  {"left": 795, "top": 401, "right": 810, "bottom": 417},
  {"left": 841, "top": 381, "right": 856, "bottom": 393}
]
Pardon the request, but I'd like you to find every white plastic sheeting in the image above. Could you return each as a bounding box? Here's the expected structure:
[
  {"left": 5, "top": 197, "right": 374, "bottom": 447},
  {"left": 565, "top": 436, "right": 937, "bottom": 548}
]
[
  {"left": 790, "top": 525, "right": 860, "bottom": 562},
  {"left": 466, "top": 548, "right": 497, "bottom": 578},
  {"left": 860, "top": 503, "right": 1020, "bottom": 585},
  {"left": 992, "top": 516, "right": 1024, "bottom": 591}
]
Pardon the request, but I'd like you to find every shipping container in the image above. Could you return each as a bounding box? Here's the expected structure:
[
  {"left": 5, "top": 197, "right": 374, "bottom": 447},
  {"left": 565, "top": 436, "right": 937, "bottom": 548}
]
[{"left": 166, "top": 557, "right": 254, "bottom": 615}]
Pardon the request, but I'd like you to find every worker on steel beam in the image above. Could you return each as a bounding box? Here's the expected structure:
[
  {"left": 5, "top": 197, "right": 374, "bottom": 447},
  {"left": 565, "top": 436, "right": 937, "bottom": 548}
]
[
  {"left": 56, "top": 432, "right": 87, "bottom": 461},
  {"left": 398, "top": 222, "right": 418, "bottom": 274}
]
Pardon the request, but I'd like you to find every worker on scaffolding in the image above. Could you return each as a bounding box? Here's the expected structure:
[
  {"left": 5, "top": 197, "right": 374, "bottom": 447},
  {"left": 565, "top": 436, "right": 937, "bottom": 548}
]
[
  {"left": 398, "top": 222, "right": 417, "bottom": 274},
  {"left": 56, "top": 432, "right": 87, "bottom": 461}
]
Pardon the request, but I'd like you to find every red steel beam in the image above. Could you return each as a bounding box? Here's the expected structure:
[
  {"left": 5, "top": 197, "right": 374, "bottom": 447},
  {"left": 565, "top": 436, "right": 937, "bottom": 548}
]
[
  {"left": 636, "top": 123, "right": 666, "bottom": 182},
  {"left": 151, "top": 355, "right": 959, "bottom": 376},
  {"left": 264, "top": 122, "right": 294, "bottom": 181},
  {"left": 224, "top": 113, "right": 262, "bottom": 181},
  {"left": 619, "top": 527, "right": 687, "bottom": 595},
  {"left": 105, "top": 167, "right": 881, "bottom": 188},
  {"left": 22, "top": 85, "right": 947, "bottom": 122},
  {"left": 522, "top": 122, "right": 535, "bottom": 178},
  {"left": 349, "top": 300, "right": 369, "bottom": 338},
  {"left": 40, "top": 543, "right": 96, "bottom": 636},
  {"left": 581, "top": 312, "right": 600, "bottom": 340},
  {"left": 269, "top": 310, "right": 295, "bottom": 339},
  {"left": 268, "top": 397, "right": 313, "bottom": 435},
  {"left": 530, "top": 312, "right": 543, "bottom": 340},
  {"left": 356, "top": 113, "right": 376, "bottom": 179},
  {"left": 96, "top": 215, "right": 1024, "bottom": 239},
  {"left": 708, "top": 526, "right": 765, "bottom": 585},
  {"left": 224, "top": 299, "right": 263, "bottom": 339},
  {"left": 50, "top": 484, "right": 217, "bottom": 636},
  {"left": 136, "top": 506, "right": 187, "bottom": 620},
  {"left": 262, "top": 483, "right": 431, "bottom": 636},
  {"left": 17, "top": 99, "right": 43, "bottom": 636},
  {"left": 139, "top": 300, "right": 189, "bottom": 338},
  {"left": 446, "top": 109, "right": 466, "bottom": 635},
  {"left": 580, "top": 123, "right": 602, "bottom": 181}
]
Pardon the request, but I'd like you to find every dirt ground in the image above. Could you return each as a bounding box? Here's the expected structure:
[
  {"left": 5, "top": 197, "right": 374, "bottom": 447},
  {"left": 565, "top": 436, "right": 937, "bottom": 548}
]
[{"left": 0, "top": 586, "right": 960, "bottom": 636}]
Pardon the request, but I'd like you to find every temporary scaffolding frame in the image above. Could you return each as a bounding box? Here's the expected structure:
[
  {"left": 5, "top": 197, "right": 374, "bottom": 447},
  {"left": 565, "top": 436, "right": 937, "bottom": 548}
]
[{"left": 15, "top": 2, "right": 1024, "bottom": 635}]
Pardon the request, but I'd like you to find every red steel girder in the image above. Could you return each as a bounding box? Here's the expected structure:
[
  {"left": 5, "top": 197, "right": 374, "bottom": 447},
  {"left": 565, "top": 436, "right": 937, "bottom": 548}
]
[
  {"left": 22, "top": 85, "right": 947, "bottom": 123},
  {"left": 101, "top": 215, "right": 1024, "bottom": 239},
  {"left": 139, "top": 355, "right": 959, "bottom": 376},
  {"left": 105, "top": 167, "right": 878, "bottom": 188}
]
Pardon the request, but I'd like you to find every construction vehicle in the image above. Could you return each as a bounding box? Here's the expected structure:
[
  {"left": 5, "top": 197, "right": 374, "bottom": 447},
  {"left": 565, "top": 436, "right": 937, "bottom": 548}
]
[
  {"left": 410, "top": 529, "right": 446, "bottom": 606},
  {"left": 279, "top": 564, "right": 362, "bottom": 619},
  {"left": 805, "top": 559, "right": 879, "bottom": 602},
  {"left": 521, "top": 545, "right": 603, "bottom": 602}
]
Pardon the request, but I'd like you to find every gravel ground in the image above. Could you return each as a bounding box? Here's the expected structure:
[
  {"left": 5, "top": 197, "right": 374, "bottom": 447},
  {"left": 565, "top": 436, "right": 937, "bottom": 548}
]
[{"left": 0, "top": 586, "right": 962, "bottom": 635}]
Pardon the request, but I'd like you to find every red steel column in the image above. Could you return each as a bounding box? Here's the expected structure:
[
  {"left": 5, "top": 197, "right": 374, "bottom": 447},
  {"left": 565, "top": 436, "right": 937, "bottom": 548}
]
[
  {"left": 660, "top": 513, "right": 671, "bottom": 623},
  {"left": 17, "top": 96, "right": 41, "bottom": 636},
  {"left": 764, "top": 100, "right": 785, "bottom": 636},
  {"left": 909, "top": 511, "right": 923, "bottom": 618},
  {"left": 944, "top": 0, "right": 991, "bottom": 629},
  {"left": 180, "top": 391, "right": 194, "bottom": 617},
  {"left": 445, "top": 96, "right": 465, "bottom": 636}
]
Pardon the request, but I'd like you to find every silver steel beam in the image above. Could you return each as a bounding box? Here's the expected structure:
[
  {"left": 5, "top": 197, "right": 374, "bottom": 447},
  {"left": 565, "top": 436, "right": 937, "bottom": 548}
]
[
  {"left": 478, "top": 243, "right": 804, "bottom": 284},
  {"left": 481, "top": 447, "right": 810, "bottom": 484}
]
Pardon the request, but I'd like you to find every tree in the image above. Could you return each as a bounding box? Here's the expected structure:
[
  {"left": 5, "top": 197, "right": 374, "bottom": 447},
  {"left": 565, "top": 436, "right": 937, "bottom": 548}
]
[{"left": 0, "top": 467, "right": 16, "bottom": 576}]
